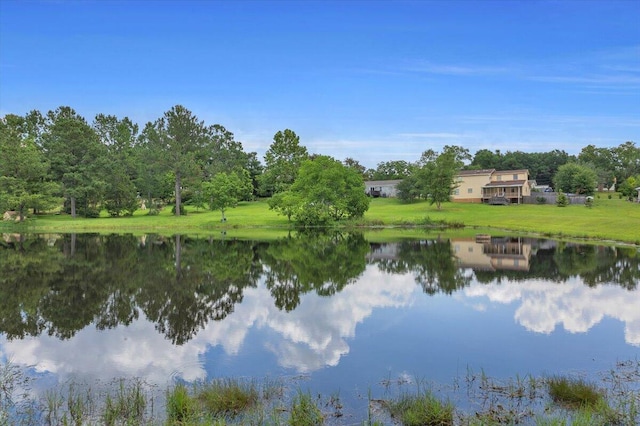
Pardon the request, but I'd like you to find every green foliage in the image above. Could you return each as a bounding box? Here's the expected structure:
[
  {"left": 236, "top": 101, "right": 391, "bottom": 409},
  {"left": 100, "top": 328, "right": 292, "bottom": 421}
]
[
  {"left": 536, "top": 196, "right": 547, "bottom": 204},
  {"left": 144, "top": 105, "right": 211, "bottom": 216},
  {"left": 0, "top": 114, "right": 60, "bottom": 220},
  {"left": 553, "top": 163, "right": 598, "bottom": 196},
  {"left": 196, "top": 378, "right": 259, "bottom": 417},
  {"left": 585, "top": 196, "right": 594, "bottom": 208},
  {"left": 556, "top": 193, "right": 569, "bottom": 207},
  {"left": 384, "top": 390, "right": 454, "bottom": 426},
  {"left": 471, "top": 148, "right": 570, "bottom": 186},
  {"left": 42, "top": 106, "right": 107, "bottom": 218},
  {"left": 203, "top": 169, "right": 253, "bottom": 221},
  {"left": 371, "top": 160, "right": 415, "bottom": 180},
  {"left": 268, "top": 191, "right": 301, "bottom": 222},
  {"left": 289, "top": 390, "right": 324, "bottom": 426},
  {"left": 270, "top": 155, "right": 370, "bottom": 227},
  {"left": 260, "top": 129, "right": 308, "bottom": 195},
  {"left": 166, "top": 383, "right": 199, "bottom": 423},
  {"left": 396, "top": 174, "right": 423, "bottom": 203},
  {"left": 416, "top": 146, "right": 470, "bottom": 210},
  {"left": 102, "top": 379, "right": 146, "bottom": 426},
  {"left": 547, "top": 376, "right": 605, "bottom": 409},
  {"left": 618, "top": 175, "right": 640, "bottom": 199}
]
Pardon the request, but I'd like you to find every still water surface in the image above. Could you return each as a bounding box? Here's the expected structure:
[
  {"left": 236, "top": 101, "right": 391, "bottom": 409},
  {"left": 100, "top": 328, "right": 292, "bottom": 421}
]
[{"left": 1, "top": 233, "right": 638, "bottom": 419}]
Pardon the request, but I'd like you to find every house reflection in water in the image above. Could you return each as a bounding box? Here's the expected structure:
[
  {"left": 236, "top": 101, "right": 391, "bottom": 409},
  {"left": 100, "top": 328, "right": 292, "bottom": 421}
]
[{"left": 452, "top": 236, "right": 531, "bottom": 271}]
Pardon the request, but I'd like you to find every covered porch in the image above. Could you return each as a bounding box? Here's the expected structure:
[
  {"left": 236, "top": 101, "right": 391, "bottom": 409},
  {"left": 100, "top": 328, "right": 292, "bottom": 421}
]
[{"left": 482, "top": 183, "right": 525, "bottom": 205}]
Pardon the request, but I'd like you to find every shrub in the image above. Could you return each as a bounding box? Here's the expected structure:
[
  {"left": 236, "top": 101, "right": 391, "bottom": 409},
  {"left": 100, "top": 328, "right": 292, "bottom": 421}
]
[
  {"left": 585, "top": 197, "right": 594, "bottom": 208},
  {"left": 536, "top": 196, "right": 547, "bottom": 204},
  {"left": 556, "top": 193, "right": 569, "bottom": 207},
  {"left": 171, "top": 205, "right": 187, "bottom": 215}
]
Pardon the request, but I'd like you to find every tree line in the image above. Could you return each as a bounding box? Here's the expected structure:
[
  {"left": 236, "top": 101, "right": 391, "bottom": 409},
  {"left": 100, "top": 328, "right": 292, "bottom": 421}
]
[{"left": 1, "top": 104, "right": 639, "bottom": 223}]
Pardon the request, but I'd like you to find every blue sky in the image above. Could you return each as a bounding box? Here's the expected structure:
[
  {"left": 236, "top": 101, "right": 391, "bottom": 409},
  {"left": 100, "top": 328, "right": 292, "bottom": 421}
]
[{"left": 1, "top": 0, "right": 638, "bottom": 168}]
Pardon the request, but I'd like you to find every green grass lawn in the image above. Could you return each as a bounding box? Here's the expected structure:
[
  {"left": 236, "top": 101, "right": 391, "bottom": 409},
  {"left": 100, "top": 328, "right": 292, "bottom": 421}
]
[{"left": 3, "top": 194, "right": 639, "bottom": 244}]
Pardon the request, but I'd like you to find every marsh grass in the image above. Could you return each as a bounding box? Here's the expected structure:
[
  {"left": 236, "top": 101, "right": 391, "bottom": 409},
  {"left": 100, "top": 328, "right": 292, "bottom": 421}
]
[
  {"left": 546, "top": 376, "right": 604, "bottom": 409},
  {"left": 288, "top": 390, "right": 324, "bottom": 426},
  {"left": 383, "top": 389, "right": 454, "bottom": 426},
  {"left": 195, "top": 378, "right": 259, "bottom": 417},
  {"left": 103, "top": 378, "right": 148, "bottom": 425},
  {"left": 2, "top": 360, "right": 639, "bottom": 425}
]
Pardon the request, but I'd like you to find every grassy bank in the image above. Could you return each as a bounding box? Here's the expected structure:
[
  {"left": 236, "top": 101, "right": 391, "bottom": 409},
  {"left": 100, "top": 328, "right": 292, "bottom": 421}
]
[
  {"left": 2, "top": 360, "right": 638, "bottom": 425},
  {"left": 2, "top": 193, "right": 639, "bottom": 244}
]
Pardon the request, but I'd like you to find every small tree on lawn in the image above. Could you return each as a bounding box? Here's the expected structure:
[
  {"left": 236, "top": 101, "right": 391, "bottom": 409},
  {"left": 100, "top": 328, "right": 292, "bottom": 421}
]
[
  {"left": 556, "top": 192, "right": 570, "bottom": 207},
  {"left": 203, "top": 169, "right": 252, "bottom": 221}
]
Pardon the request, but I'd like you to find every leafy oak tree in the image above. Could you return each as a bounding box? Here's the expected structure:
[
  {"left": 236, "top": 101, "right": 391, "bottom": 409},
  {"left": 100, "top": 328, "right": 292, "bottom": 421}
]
[
  {"left": 416, "top": 146, "right": 470, "bottom": 210},
  {"left": 270, "top": 155, "right": 370, "bottom": 226},
  {"left": 553, "top": 163, "right": 597, "bottom": 195}
]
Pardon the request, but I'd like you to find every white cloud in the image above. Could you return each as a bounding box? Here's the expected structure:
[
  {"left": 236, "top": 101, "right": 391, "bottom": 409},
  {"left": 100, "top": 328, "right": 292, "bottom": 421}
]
[{"left": 463, "top": 278, "right": 640, "bottom": 346}]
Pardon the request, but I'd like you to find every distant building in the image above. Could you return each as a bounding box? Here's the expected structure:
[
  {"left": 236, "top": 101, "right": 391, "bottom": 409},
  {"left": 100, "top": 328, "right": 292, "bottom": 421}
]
[
  {"left": 363, "top": 180, "right": 402, "bottom": 198},
  {"left": 365, "top": 169, "right": 534, "bottom": 204},
  {"left": 452, "top": 169, "right": 533, "bottom": 205}
]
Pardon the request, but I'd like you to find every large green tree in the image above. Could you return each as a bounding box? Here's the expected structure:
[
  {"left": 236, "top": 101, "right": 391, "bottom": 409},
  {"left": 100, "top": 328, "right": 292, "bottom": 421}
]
[
  {"left": 270, "top": 155, "right": 370, "bottom": 226},
  {"left": 416, "top": 146, "right": 470, "bottom": 210},
  {"left": 260, "top": 129, "right": 308, "bottom": 195},
  {"left": 144, "top": 105, "right": 209, "bottom": 216},
  {"left": 42, "top": 107, "right": 106, "bottom": 218},
  {"left": 0, "top": 114, "right": 59, "bottom": 221},
  {"left": 553, "top": 163, "right": 598, "bottom": 195},
  {"left": 94, "top": 114, "right": 140, "bottom": 216}
]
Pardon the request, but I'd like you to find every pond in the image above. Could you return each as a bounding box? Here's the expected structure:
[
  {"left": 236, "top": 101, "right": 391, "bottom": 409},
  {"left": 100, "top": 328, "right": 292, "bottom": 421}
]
[{"left": 1, "top": 232, "right": 639, "bottom": 423}]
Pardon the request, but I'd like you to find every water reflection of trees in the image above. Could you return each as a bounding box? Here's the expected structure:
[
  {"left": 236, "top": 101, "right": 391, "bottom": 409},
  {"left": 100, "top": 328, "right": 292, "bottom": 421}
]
[
  {"left": 0, "top": 232, "right": 369, "bottom": 343},
  {"left": 259, "top": 232, "right": 369, "bottom": 311},
  {"left": 1, "top": 234, "right": 637, "bottom": 344},
  {"left": 373, "top": 239, "right": 471, "bottom": 295},
  {"left": 0, "top": 234, "right": 261, "bottom": 344}
]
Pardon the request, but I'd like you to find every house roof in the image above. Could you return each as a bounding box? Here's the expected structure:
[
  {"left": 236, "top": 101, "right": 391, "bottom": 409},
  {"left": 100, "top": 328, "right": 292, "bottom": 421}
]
[
  {"left": 364, "top": 180, "right": 403, "bottom": 186},
  {"left": 458, "top": 169, "right": 495, "bottom": 176},
  {"left": 484, "top": 179, "right": 528, "bottom": 188},
  {"left": 493, "top": 169, "right": 529, "bottom": 175}
]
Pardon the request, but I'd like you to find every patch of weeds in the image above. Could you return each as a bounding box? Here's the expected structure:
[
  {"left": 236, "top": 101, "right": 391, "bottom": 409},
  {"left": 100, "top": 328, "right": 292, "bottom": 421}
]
[
  {"left": 384, "top": 390, "right": 454, "bottom": 426},
  {"left": 534, "top": 416, "right": 567, "bottom": 425},
  {"left": 289, "top": 390, "right": 324, "bottom": 426},
  {"left": 195, "top": 378, "right": 259, "bottom": 417},
  {"left": 102, "top": 378, "right": 147, "bottom": 426},
  {"left": 546, "top": 376, "right": 605, "bottom": 409},
  {"left": 166, "top": 383, "right": 199, "bottom": 424}
]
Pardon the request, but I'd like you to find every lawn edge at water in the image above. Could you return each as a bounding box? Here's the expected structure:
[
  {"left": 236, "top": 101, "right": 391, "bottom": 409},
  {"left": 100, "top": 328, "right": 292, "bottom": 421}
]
[{"left": 2, "top": 195, "right": 639, "bottom": 245}]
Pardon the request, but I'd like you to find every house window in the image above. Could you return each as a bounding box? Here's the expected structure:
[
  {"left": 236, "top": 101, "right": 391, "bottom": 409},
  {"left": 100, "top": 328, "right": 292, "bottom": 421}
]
[
  {"left": 468, "top": 188, "right": 473, "bottom": 193},
  {"left": 453, "top": 189, "right": 459, "bottom": 195},
  {"left": 497, "top": 175, "right": 502, "bottom": 181},
  {"left": 513, "top": 174, "right": 518, "bottom": 180}
]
